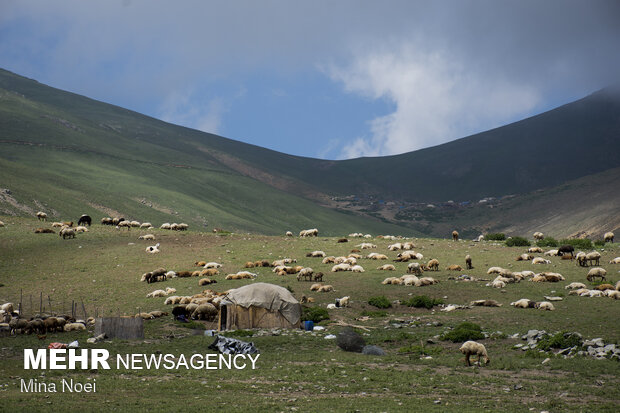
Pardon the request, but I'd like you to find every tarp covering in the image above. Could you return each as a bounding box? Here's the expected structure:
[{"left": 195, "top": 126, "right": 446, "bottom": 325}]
[
  {"left": 208, "top": 335, "right": 260, "bottom": 355},
  {"left": 222, "top": 283, "right": 301, "bottom": 325}
]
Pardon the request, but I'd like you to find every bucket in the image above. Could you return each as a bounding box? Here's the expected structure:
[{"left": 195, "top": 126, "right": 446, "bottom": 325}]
[{"left": 304, "top": 320, "right": 314, "bottom": 331}]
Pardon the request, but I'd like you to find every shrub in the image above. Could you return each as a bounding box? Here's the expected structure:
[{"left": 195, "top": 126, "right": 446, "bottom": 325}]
[
  {"left": 594, "top": 240, "right": 605, "bottom": 247},
  {"left": 484, "top": 233, "right": 506, "bottom": 241},
  {"left": 442, "top": 322, "right": 485, "bottom": 343},
  {"left": 559, "top": 238, "right": 593, "bottom": 250},
  {"left": 301, "top": 306, "right": 330, "bottom": 323},
  {"left": 505, "top": 236, "right": 531, "bottom": 247},
  {"left": 401, "top": 295, "right": 443, "bottom": 309},
  {"left": 536, "top": 237, "right": 559, "bottom": 247},
  {"left": 536, "top": 332, "right": 583, "bottom": 351},
  {"left": 368, "top": 296, "right": 392, "bottom": 309}
]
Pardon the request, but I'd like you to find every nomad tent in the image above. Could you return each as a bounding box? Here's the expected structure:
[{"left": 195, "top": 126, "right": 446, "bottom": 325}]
[{"left": 218, "top": 283, "right": 301, "bottom": 330}]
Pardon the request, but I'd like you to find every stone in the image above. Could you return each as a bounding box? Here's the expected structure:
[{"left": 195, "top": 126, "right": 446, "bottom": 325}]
[
  {"left": 362, "top": 345, "right": 385, "bottom": 356},
  {"left": 337, "top": 327, "right": 366, "bottom": 353}
]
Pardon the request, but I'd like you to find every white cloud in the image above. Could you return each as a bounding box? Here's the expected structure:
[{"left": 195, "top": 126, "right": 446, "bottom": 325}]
[
  {"left": 327, "top": 45, "right": 542, "bottom": 158},
  {"left": 158, "top": 91, "right": 225, "bottom": 134}
]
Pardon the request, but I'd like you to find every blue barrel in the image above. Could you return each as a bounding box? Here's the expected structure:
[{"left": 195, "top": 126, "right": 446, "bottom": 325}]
[{"left": 304, "top": 320, "right": 314, "bottom": 331}]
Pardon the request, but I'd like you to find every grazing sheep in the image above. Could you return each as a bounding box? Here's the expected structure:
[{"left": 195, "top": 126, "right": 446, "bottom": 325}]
[
  {"left": 313, "top": 272, "right": 324, "bottom": 282},
  {"left": 101, "top": 217, "right": 113, "bottom": 225},
  {"left": 318, "top": 284, "right": 334, "bottom": 292},
  {"left": 576, "top": 252, "right": 588, "bottom": 267},
  {"left": 160, "top": 223, "right": 171, "bottom": 230},
  {"left": 586, "top": 251, "right": 601, "bottom": 266},
  {"left": 378, "top": 264, "right": 396, "bottom": 271},
  {"left": 565, "top": 282, "right": 587, "bottom": 290},
  {"left": 331, "top": 263, "right": 351, "bottom": 272},
  {"left": 446, "top": 264, "right": 463, "bottom": 271},
  {"left": 140, "top": 222, "right": 153, "bottom": 229},
  {"left": 465, "top": 255, "right": 473, "bottom": 269},
  {"left": 191, "top": 303, "right": 218, "bottom": 320},
  {"left": 299, "top": 228, "right": 319, "bottom": 237},
  {"left": 424, "top": 259, "right": 439, "bottom": 271},
  {"left": 609, "top": 257, "right": 620, "bottom": 264},
  {"left": 117, "top": 220, "right": 131, "bottom": 230},
  {"left": 204, "top": 262, "right": 222, "bottom": 269},
  {"left": 34, "top": 228, "right": 55, "bottom": 234},
  {"left": 146, "top": 243, "right": 160, "bottom": 253},
  {"left": 532, "top": 257, "right": 551, "bottom": 265},
  {"left": 322, "top": 256, "right": 336, "bottom": 264},
  {"left": 604, "top": 231, "right": 614, "bottom": 243},
  {"left": 459, "top": 341, "right": 489, "bottom": 366},
  {"left": 533, "top": 231, "right": 544, "bottom": 240},
  {"left": 77, "top": 215, "right": 92, "bottom": 226},
  {"left": 285, "top": 231, "right": 293, "bottom": 237},
  {"left": 586, "top": 267, "right": 607, "bottom": 282},
  {"left": 36, "top": 211, "right": 47, "bottom": 221},
  {"left": 557, "top": 245, "right": 575, "bottom": 257},
  {"left": 470, "top": 300, "right": 502, "bottom": 307},
  {"left": 297, "top": 267, "right": 314, "bottom": 281},
  {"left": 452, "top": 230, "right": 459, "bottom": 241},
  {"left": 535, "top": 301, "right": 555, "bottom": 311},
  {"left": 59, "top": 227, "right": 76, "bottom": 239},
  {"left": 510, "top": 299, "right": 535, "bottom": 308},
  {"left": 407, "top": 262, "right": 423, "bottom": 275},
  {"left": 544, "top": 249, "right": 559, "bottom": 256}
]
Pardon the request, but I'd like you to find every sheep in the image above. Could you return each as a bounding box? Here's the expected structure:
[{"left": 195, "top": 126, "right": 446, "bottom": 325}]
[
  {"left": 471, "top": 300, "right": 502, "bottom": 307},
  {"left": 101, "top": 217, "right": 113, "bottom": 225},
  {"left": 587, "top": 290, "right": 604, "bottom": 298},
  {"left": 140, "top": 222, "right": 153, "bottom": 229},
  {"left": 298, "top": 267, "right": 314, "bottom": 280},
  {"left": 138, "top": 234, "right": 155, "bottom": 240},
  {"left": 381, "top": 277, "right": 402, "bottom": 285},
  {"left": 465, "top": 255, "right": 473, "bottom": 269},
  {"left": 473, "top": 234, "right": 484, "bottom": 242},
  {"left": 337, "top": 238, "right": 349, "bottom": 243},
  {"left": 192, "top": 303, "right": 218, "bottom": 320},
  {"left": 147, "top": 289, "right": 168, "bottom": 298},
  {"left": 117, "top": 220, "right": 131, "bottom": 230},
  {"left": 535, "top": 301, "right": 555, "bottom": 311},
  {"left": 586, "top": 251, "right": 601, "bottom": 266},
  {"left": 313, "top": 272, "right": 324, "bottom": 282},
  {"left": 407, "top": 262, "right": 423, "bottom": 275},
  {"left": 568, "top": 288, "right": 590, "bottom": 296},
  {"left": 594, "top": 283, "right": 615, "bottom": 291},
  {"left": 204, "top": 262, "right": 222, "bottom": 269},
  {"left": 306, "top": 250, "right": 326, "bottom": 258},
  {"left": 394, "top": 251, "right": 422, "bottom": 262},
  {"left": 254, "top": 259, "right": 271, "bottom": 267},
  {"left": 51, "top": 222, "right": 63, "bottom": 228},
  {"left": 64, "top": 322, "right": 86, "bottom": 332},
  {"left": 164, "top": 296, "right": 181, "bottom": 305},
  {"left": 604, "top": 231, "right": 614, "bottom": 243},
  {"left": 557, "top": 245, "right": 575, "bottom": 257},
  {"left": 565, "top": 282, "right": 587, "bottom": 290},
  {"left": 609, "top": 257, "right": 620, "bottom": 264},
  {"left": 387, "top": 243, "right": 403, "bottom": 251},
  {"left": 149, "top": 310, "right": 168, "bottom": 318},
  {"left": 489, "top": 280, "right": 506, "bottom": 288},
  {"left": 331, "top": 263, "right": 351, "bottom": 272},
  {"left": 318, "top": 285, "right": 334, "bottom": 292},
  {"left": 367, "top": 253, "right": 388, "bottom": 260},
  {"left": 537, "top": 272, "right": 565, "bottom": 282},
  {"left": 510, "top": 299, "right": 535, "bottom": 308},
  {"left": 160, "top": 223, "right": 171, "bottom": 230},
  {"left": 544, "top": 249, "right": 559, "bottom": 256},
  {"left": 326, "top": 303, "right": 337, "bottom": 310},
  {"left": 418, "top": 277, "right": 438, "bottom": 286},
  {"left": 200, "top": 268, "right": 219, "bottom": 277},
  {"left": 576, "top": 252, "right": 588, "bottom": 267},
  {"left": 401, "top": 275, "right": 420, "bottom": 286},
  {"left": 424, "top": 259, "right": 439, "bottom": 271},
  {"left": 285, "top": 231, "right": 293, "bottom": 237},
  {"left": 36, "top": 211, "right": 47, "bottom": 221},
  {"left": 516, "top": 253, "right": 533, "bottom": 261},
  {"left": 322, "top": 256, "right": 336, "bottom": 264},
  {"left": 616, "top": 280, "right": 620, "bottom": 291},
  {"left": 446, "top": 264, "right": 463, "bottom": 271},
  {"left": 34, "top": 228, "right": 55, "bottom": 234},
  {"left": 146, "top": 243, "right": 160, "bottom": 253},
  {"left": 244, "top": 261, "right": 256, "bottom": 268},
  {"left": 73, "top": 225, "right": 88, "bottom": 233},
  {"left": 586, "top": 267, "right": 607, "bottom": 282},
  {"left": 338, "top": 296, "right": 350, "bottom": 307},
  {"left": 198, "top": 278, "right": 216, "bottom": 286},
  {"left": 76, "top": 215, "right": 92, "bottom": 226},
  {"left": 1, "top": 303, "right": 14, "bottom": 314},
  {"left": 0, "top": 220, "right": 4, "bottom": 227},
  {"left": 59, "top": 227, "right": 76, "bottom": 239},
  {"left": 459, "top": 341, "right": 489, "bottom": 366},
  {"left": 377, "top": 264, "right": 396, "bottom": 271},
  {"left": 605, "top": 290, "right": 620, "bottom": 299},
  {"left": 299, "top": 228, "right": 319, "bottom": 237},
  {"left": 532, "top": 257, "right": 551, "bottom": 265},
  {"left": 300, "top": 295, "right": 315, "bottom": 304},
  {"left": 452, "top": 230, "right": 459, "bottom": 241},
  {"left": 351, "top": 265, "right": 365, "bottom": 273},
  {"left": 357, "top": 243, "right": 377, "bottom": 249},
  {"left": 177, "top": 223, "right": 189, "bottom": 231}
]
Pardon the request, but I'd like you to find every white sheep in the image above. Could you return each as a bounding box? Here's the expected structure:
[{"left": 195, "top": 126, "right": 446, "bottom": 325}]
[
  {"left": 510, "top": 298, "right": 534, "bottom": 308},
  {"left": 160, "top": 223, "right": 171, "bottom": 230},
  {"left": 532, "top": 257, "right": 551, "bottom": 265},
  {"left": 533, "top": 232, "right": 544, "bottom": 240},
  {"left": 604, "top": 231, "right": 614, "bottom": 243},
  {"left": 204, "top": 262, "right": 222, "bottom": 269},
  {"left": 140, "top": 222, "right": 153, "bottom": 229},
  {"left": 327, "top": 303, "right": 337, "bottom": 310},
  {"left": 586, "top": 251, "right": 601, "bottom": 266},
  {"left": 139, "top": 234, "right": 155, "bottom": 240},
  {"left": 387, "top": 243, "right": 403, "bottom": 251},
  {"left": 459, "top": 341, "right": 490, "bottom": 366},
  {"left": 609, "top": 257, "right": 620, "bottom": 264},
  {"left": 565, "top": 282, "right": 587, "bottom": 290},
  {"left": 473, "top": 235, "right": 484, "bottom": 242},
  {"left": 338, "top": 296, "right": 350, "bottom": 307},
  {"left": 377, "top": 264, "right": 396, "bottom": 271},
  {"left": 535, "top": 301, "right": 555, "bottom": 311},
  {"left": 407, "top": 262, "right": 423, "bottom": 275},
  {"left": 285, "top": 231, "right": 293, "bottom": 237},
  {"left": 307, "top": 250, "right": 326, "bottom": 258},
  {"left": 586, "top": 267, "right": 607, "bottom": 282},
  {"left": 147, "top": 289, "right": 167, "bottom": 298},
  {"left": 75, "top": 226, "right": 89, "bottom": 233},
  {"left": 351, "top": 265, "right": 365, "bottom": 273},
  {"left": 400, "top": 275, "right": 420, "bottom": 286},
  {"left": 544, "top": 249, "right": 559, "bottom": 256},
  {"left": 357, "top": 242, "right": 377, "bottom": 249},
  {"left": 528, "top": 247, "right": 543, "bottom": 253},
  {"left": 146, "top": 243, "right": 160, "bottom": 253},
  {"left": 331, "top": 263, "right": 351, "bottom": 272}
]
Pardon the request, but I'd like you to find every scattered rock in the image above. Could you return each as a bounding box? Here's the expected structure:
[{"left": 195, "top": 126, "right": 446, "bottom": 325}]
[
  {"left": 362, "top": 345, "right": 385, "bottom": 356},
  {"left": 337, "top": 327, "right": 366, "bottom": 353}
]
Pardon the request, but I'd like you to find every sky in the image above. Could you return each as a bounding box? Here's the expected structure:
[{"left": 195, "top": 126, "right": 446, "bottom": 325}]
[{"left": 1, "top": 0, "right": 619, "bottom": 159}]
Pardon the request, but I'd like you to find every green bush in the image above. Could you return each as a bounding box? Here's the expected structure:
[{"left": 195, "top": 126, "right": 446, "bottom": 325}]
[
  {"left": 484, "top": 233, "right": 506, "bottom": 241},
  {"left": 368, "top": 296, "right": 392, "bottom": 309},
  {"left": 594, "top": 240, "right": 605, "bottom": 247},
  {"left": 505, "top": 236, "right": 531, "bottom": 247},
  {"left": 559, "top": 238, "right": 593, "bottom": 250},
  {"left": 536, "top": 237, "right": 558, "bottom": 247},
  {"left": 401, "top": 295, "right": 443, "bottom": 309},
  {"left": 442, "top": 322, "right": 485, "bottom": 343},
  {"left": 301, "top": 306, "right": 330, "bottom": 323},
  {"left": 536, "top": 332, "right": 583, "bottom": 351}
]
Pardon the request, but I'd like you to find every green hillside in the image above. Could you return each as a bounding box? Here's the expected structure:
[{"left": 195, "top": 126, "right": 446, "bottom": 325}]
[{"left": 1, "top": 68, "right": 619, "bottom": 236}]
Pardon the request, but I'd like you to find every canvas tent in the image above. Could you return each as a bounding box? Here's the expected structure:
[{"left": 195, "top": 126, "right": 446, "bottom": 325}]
[{"left": 218, "top": 283, "right": 301, "bottom": 330}]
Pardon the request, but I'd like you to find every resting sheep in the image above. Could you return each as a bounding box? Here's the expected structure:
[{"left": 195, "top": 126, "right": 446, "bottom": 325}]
[
  {"left": 535, "top": 301, "right": 555, "bottom": 311},
  {"left": 318, "top": 284, "right": 334, "bottom": 292},
  {"left": 351, "top": 265, "right": 365, "bottom": 273},
  {"left": 471, "top": 300, "right": 502, "bottom": 307},
  {"left": 306, "top": 250, "right": 326, "bottom": 258},
  {"left": 510, "top": 299, "right": 535, "bottom": 309},
  {"left": 532, "top": 257, "right": 551, "bottom": 264},
  {"left": 459, "top": 341, "right": 489, "bottom": 366},
  {"left": 138, "top": 234, "right": 155, "bottom": 240},
  {"left": 609, "top": 257, "right": 620, "bottom": 264},
  {"left": 446, "top": 264, "right": 462, "bottom": 271},
  {"left": 565, "top": 282, "right": 587, "bottom": 290},
  {"left": 377, "top": 264, "right": 396, "bottom": 271},
  {"left": 146, "top": 243, "right": 160, "bottom": 253},
  {"left": 544, "top": 249, "right": 559, "bottom": 256},
  {"left": 204, "top": 262, "right": 222, "bottom": 269},
  {"left": 528, "top": 247, "right": 543, "bottom": 253}
]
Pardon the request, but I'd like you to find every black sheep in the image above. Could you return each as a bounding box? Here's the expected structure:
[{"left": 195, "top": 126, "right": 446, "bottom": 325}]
[
  {"left": 77, "top": 214, "right": 92, "bottom": 226},
  {"left": 558, "top": 245, "right": 575, "bottom": 257}
]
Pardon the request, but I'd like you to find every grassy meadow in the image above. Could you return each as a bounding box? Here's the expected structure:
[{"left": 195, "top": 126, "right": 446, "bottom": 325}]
[{"left": 0, "top": 216, "right": 619, "bottom": 412}]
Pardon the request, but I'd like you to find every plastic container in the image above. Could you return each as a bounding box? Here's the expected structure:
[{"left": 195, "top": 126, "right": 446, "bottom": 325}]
[{"left": 304, "top": 320, "right": 314, "bottom": 331}]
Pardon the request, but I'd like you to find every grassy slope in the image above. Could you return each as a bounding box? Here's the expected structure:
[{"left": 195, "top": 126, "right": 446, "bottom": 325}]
[{"left": 0, "top": 218, "right": 619, "bottom": 411}]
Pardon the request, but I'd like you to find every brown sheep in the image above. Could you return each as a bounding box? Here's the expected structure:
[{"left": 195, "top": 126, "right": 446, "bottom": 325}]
[
  {"left": 452, "top": 230, "right": 459, "bottom": 241},
  {"left": 318, "top": 285, "right": 334, "bottom": 292},
  {"left": 447, "top": 264, "right": 462, "bottom": 271},
  {"left": 337, "top": 238, "right": 349, "bottom": 243},
  {"left": 177, "top": 271, "right": 192, "bottom": 278},
  {"left": 594, "top": 283, "right": 615, "bottom": 291},
  {"left": 34, "top": 228, "right": 55, "bottom": 234},
  {"left": 195, "top": 261, "right": 207, "bottom": 267},
  {"left": 313, "top": 272, "right": 324, "bottom": 282},
  {"left": 198, "top": 278, "right": 217, "bottom": 286},
  {"left": 244, "top": 261, "right": 255, "bottom": 268},
  {"left": 424, "top": 259, "right": 439, "bottom": 271},
  {"left": 200, "top": 268, "right": 219, "bottom": 277}
]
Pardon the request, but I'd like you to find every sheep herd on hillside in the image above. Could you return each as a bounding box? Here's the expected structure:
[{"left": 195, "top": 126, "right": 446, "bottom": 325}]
[{"left": 1, "top": 213, "right": 618, "bottom": 366}]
